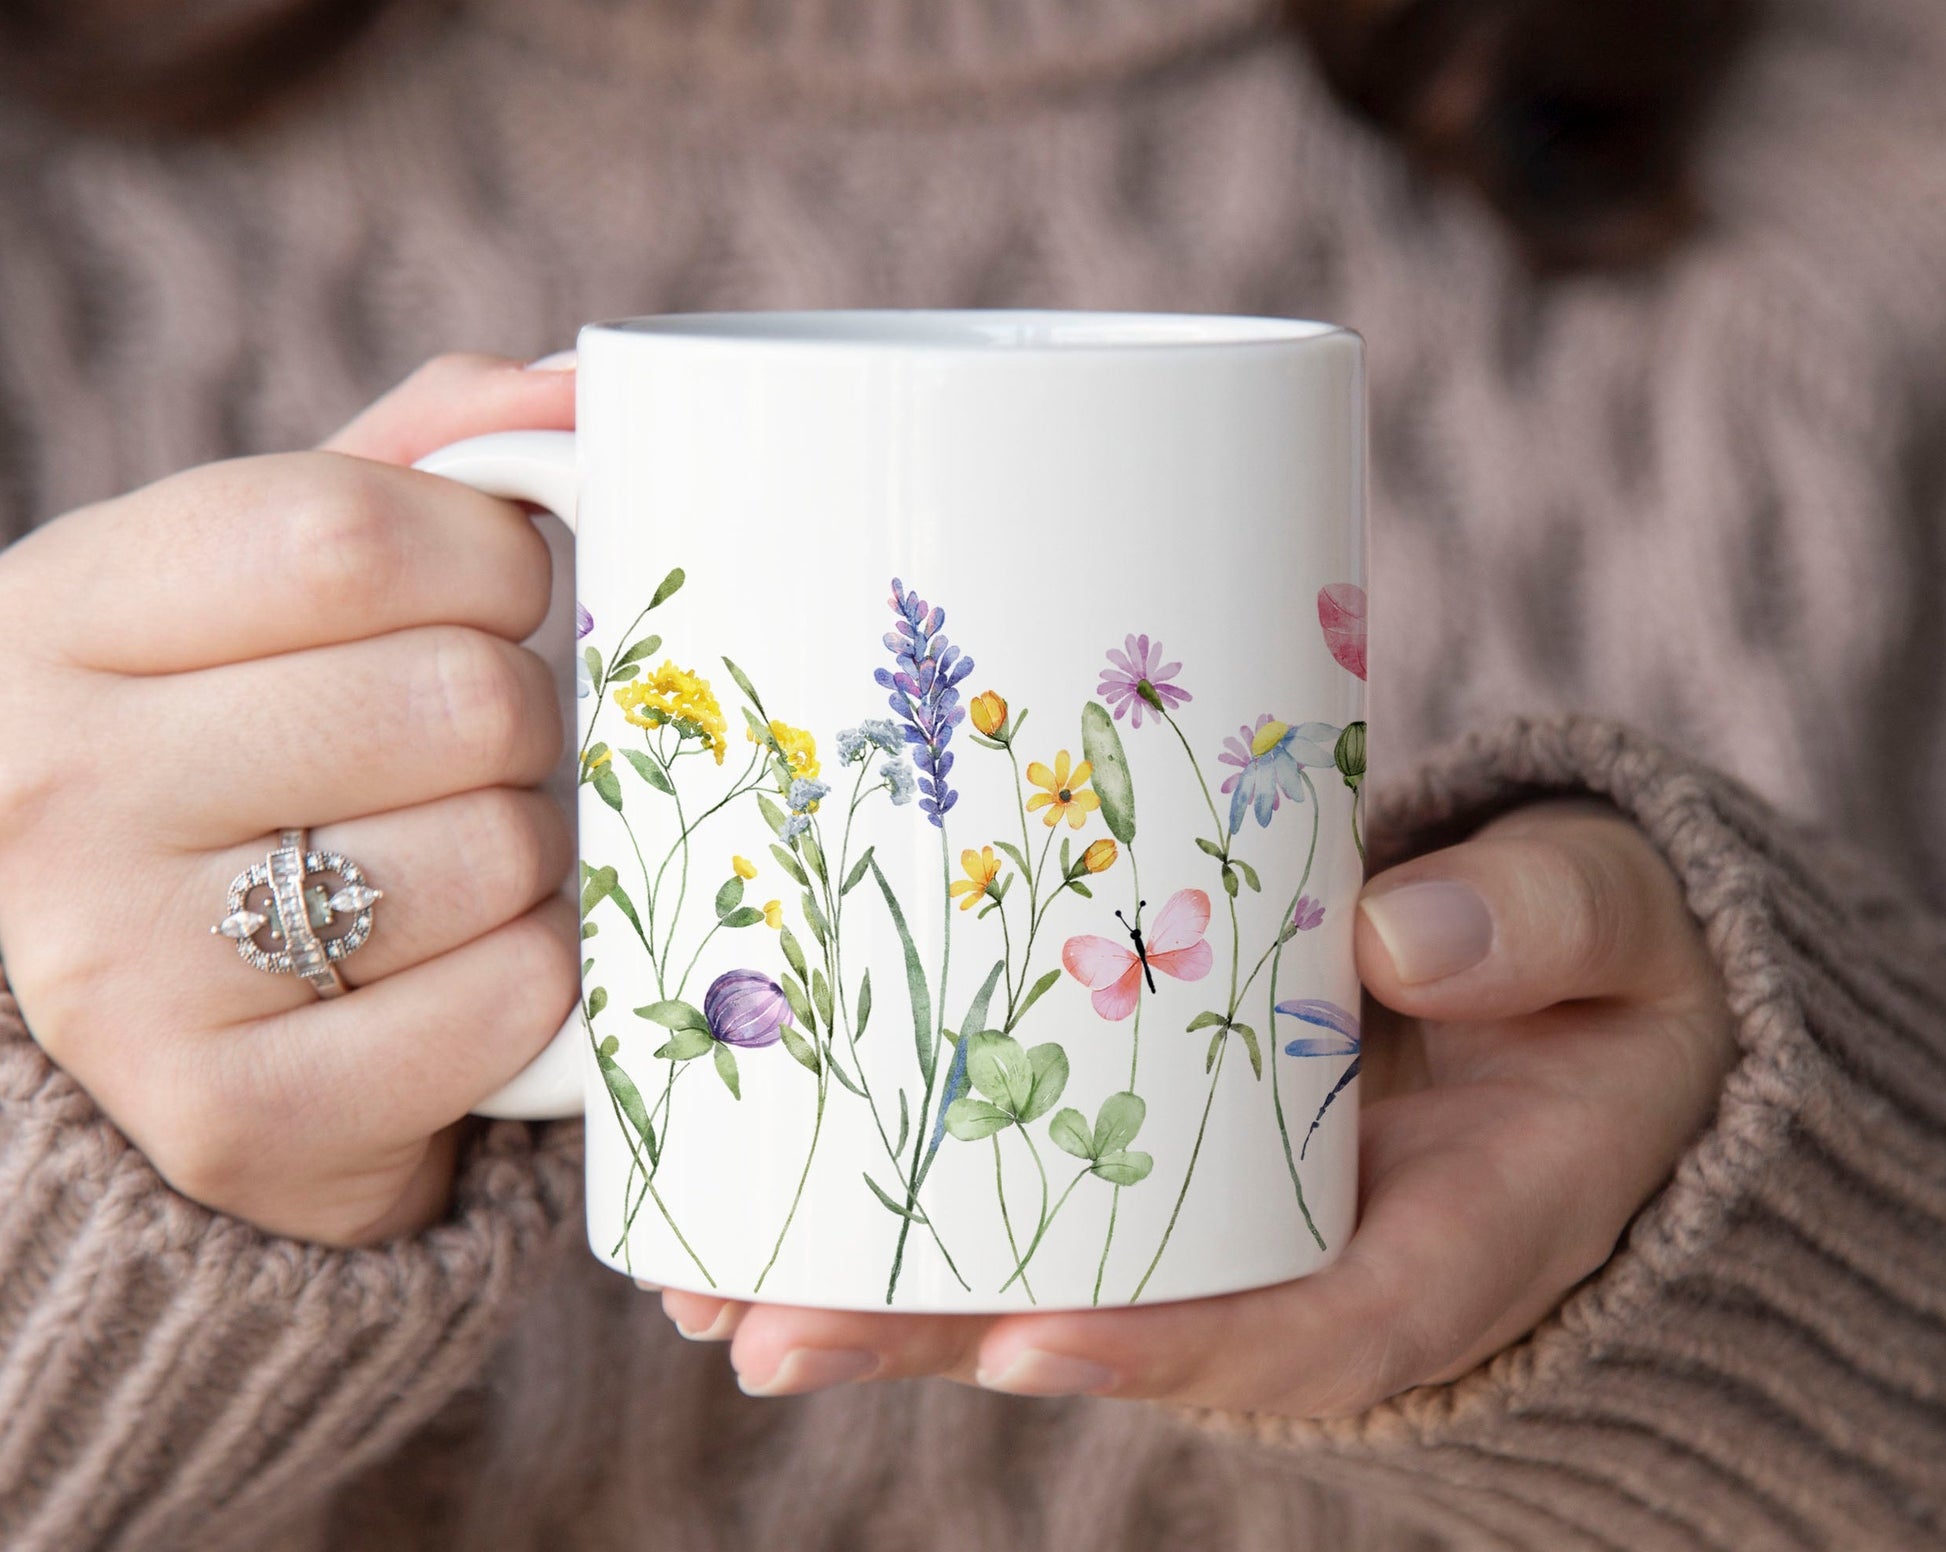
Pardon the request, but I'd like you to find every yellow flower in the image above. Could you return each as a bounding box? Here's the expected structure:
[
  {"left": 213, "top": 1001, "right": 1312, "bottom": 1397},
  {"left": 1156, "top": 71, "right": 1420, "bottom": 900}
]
[
  {"left": 763, "top": 899, "right": 784, "bottom": 929},
  {"left": 1024, "top": 751, "right": 1100, "bottom": 831},
  {"left": 614, "top": 662, "right": 728, "bottom": 763},
  {"left": 948, "top": 846, "right": 1002, "bottom": 911},
  {"left": 970, "top": 690, "right": 1008, "bottom": 739},
  {"left": 1081, "top": 837, "right": 1118, "bottom": 874},
  {"left": 732, "top": 855, "right": 758, "bottom": 880},
  {"left": 749, "top": 719, "right": 820, "bottom": 781}
]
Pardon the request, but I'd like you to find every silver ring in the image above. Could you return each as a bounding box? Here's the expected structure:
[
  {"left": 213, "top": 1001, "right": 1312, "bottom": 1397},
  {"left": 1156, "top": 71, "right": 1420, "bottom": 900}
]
[{"left": 211, "top": 828, "right": 383, "bottom": 999}]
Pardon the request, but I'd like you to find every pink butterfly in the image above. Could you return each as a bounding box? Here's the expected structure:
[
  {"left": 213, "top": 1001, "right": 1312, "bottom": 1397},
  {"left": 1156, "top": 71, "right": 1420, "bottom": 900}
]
[{"left": 1062, "top": 889, "right": 1213, "bottom": 1021}]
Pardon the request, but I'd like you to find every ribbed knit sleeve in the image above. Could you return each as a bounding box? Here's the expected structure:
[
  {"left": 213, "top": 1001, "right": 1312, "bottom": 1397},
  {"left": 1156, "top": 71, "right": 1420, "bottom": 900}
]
[
  {"left": 0, "top": 991, "right": 583, "bottom": 1552},
  {"left": 1186, "top": 715, "right": 1946, "bottom": 1550}
]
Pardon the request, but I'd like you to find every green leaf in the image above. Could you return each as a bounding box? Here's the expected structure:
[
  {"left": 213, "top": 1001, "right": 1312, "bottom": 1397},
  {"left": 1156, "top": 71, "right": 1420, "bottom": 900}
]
[
  {"left": 609, "top": 663, "right": 640, "bottom": 682},
  {"left": 621, "top": 748, "right": 675, "bottom": 795},
  {"left": 944, "top": 1097, "right": 1014, "bottom": 1141},
  {"left": 780, "top": 1025, "right": 821, "bottom": 1075},
  {"left": 1091, "top": 1149, "right": 1153, "bottom": 1186},
  {"left": 582, "top": 957, "right": 594, "bottom": 979},
  {"left": 966, "top": 1031, "right": 1031, "bottom": 1113},
  {"left": 778, "top": 925, "right": 809, "bottom": 982},
  {"left": 968, "top": 731, "right": 1005, "bottom": 751},
  {"left": 1092, "top": 1092, "right": 1147, "bottom": 1155},
  {"left": 1059, "top": 836, "right": 1072, "bottom": 878},
  {"left": 1238, "top": 1023, "right": 1264, "bottom": 1080},
  {"left": 842, "top": 845, "right": 875, "bottom": 896},
  {"left": 1234, "top": 858, "right": 1262, "bottom": 893},
  {"left": 976, "top": 900, "right": 1000, "bottom": 920},
  {"left": 961, "top": 961, "right": 1006, "bottom": 1061},
  {"left": 722, "top": 906, "right": 765, "bottom": 928},
  {"left": 715, "top": 876, "right": 745, "bottom": 918},
  {"left": 1080, "top": 700, "right": 1137, "bottom": 845},
  {"left": 1206, "top": 1028, "right": 1225, "bottom": 1072},
  {"left": 770, "top": 844, "right": 810, "bottom": 886},
  {"left": 992, "top": 840, "right": 1032, "bottom": 880},
  {"left": 580, "top": 865, "right": 618, "bottom": 919},
  {"left": 811, "top": 968, "right": 834, "bottom": 1029},
  {"left": 757, "top": 795, "right": 789, "bottom": 836},
  {"left": 1185, "top": 1010, "right": 1227, "bottom": 1032},
  {"left": 712, "top": 1040, "right": 741, "bottom": 1099},
  {"left": 598, "top": 1055, "right": 658, "bottom": 1164},
  {"left": 779, "top": 972, "right": 815, "bottom": 1034},
  {"left": 855, "top": 970, "right": 873, "bottom": 1040},
  {"left": 863, "top": 1173, "right": 927, "bottom": 1223},
  {"left": 592, "top": 766, "right": 623, "bottom": 811},
  {"left": 870, "top": 857, "right": 934, "bottom": 1087},
  {"left": 1015, "top": 968, "right": 1063, "bottom": 1025},
  {"left": 614, "top": 633, "right": 662, "bottom": 670},
  {"left": 606, "top": 881, "right": 645, "bottom": 944},
  {"left": 720, "top": 654, "right": 764, "bottom": 715},
  {"left": 1067, "top": 881, "right": 1093, "bottom": 899},
  {"left": 1049, "top": 1107, "right": 1094, "bottom": 1160},
  {"left": 801, "top": 889, "right": 832, "bottom": 948},
  {"left": 800, "top": 833, "right": 828, "bottom": 884},
  {"left": 826, "top": 1055, "right": 867, "bottom": 1098},
  {"left": 583, "top": 645, "right": 603, "bottom": 685},
  {"left": 636, "top": 999, "right": 708, "bottom": 1033},
  {"left": 649, "top": 567, "right": 685, "bottom": 610},
  {"left": 1020, "top": 1043, "right": 1069, "bottom": 1122},
  {"left": 581, "top": 921, "right": 598, "bottom": 940},
  {"left": 742, "top": 707, "right": 772, "bottom": 745},
  {"left": 893, "top": 1090, "right": 911, "bottom": 1154},
  {"left": 653, "top": 1027, "right": 715, "bottom": 1062},
  {"left": 1221, "top": 864, "right": 1239, "bottom": 899},
  {"left": 1194, "top": 836, "right": 1225, "bottom": 859},
  {"left": 586, "top": 986, "right": 608, "bottom": 1019},
  {"left": 597, "top": 1034, "right": 619, "bottom": 1059}
]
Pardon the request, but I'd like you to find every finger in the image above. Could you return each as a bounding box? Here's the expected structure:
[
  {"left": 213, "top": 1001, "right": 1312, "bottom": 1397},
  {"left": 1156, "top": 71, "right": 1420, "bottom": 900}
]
[
  {"left": 133, "top": 626, "right": 562, "bottom": 844},
  {"left": 196, "top": 787, "right": 573, "bottom": 1013},
  {"left": 1355, "top": 806, "right": 1707, "bottom": 1022},
  {"left": 728, "top": 1307, "right": 991, "bottom": 1397},
  {"left": 660, "top": 1290, "right": 750, "bottom": 1343},
  {"left": 38, "top": 451, "right": 553, "bottom": 673},
  {"left": 968, "top": 1088, "right": 1618, "bottom": 1416},
  {"left": 322, "top": 351, "right": 575, "bottom": 467},
  {"left": 219, "top": 893, "right": 580, "bottom": 1152}
]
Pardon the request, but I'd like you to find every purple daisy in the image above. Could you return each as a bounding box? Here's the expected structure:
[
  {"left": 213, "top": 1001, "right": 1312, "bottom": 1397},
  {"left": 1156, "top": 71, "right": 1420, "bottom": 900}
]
[{"left": 1097, "top": 633, "right": 1192, "bottom": 728}]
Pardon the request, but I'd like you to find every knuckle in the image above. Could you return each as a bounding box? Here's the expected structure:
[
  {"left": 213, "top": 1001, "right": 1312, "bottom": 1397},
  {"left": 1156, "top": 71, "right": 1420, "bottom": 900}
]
[
  {"left": 493, "top": 908, "right": 578, "bottom": 1029},
  {"left": 462, "top": 789, "right": 567, "bottom": 909},
  {"left": 427, "top": 629, "right": 535, "bottom": 776},
  {"left": 1534, "top": 833, "right": 1636, "bottom": 987},
  {"left": 281, "top": 455, "right": 406, "bottom": 612},
  {"left": 148, "top": 1073, "right": 264, "bottom": 1209}
]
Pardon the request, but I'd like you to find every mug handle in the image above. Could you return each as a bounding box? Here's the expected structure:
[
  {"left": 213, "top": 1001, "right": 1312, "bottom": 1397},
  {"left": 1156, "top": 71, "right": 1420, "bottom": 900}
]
[{"left": 415, "top": 431, "right": 584, "bottom": 1120}]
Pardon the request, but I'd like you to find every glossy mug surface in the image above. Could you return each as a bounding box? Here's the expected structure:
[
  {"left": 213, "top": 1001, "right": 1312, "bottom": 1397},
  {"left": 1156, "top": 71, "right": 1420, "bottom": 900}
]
[{"left": 422, "top": 310, "right": 1367, "bottom": 1311}]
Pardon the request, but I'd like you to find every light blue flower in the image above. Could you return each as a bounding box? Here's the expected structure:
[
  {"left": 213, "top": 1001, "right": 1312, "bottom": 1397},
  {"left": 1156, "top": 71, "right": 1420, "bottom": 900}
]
[
  {"left": 835, "top": 727, "right": 869, "bottom": 765},
  {"left": 882, "top": 759, "right": 916, "bottom": 806},
  {"left": 861, "top": 719, "right": 904, "bottom": 756},
  {"left": 576, "top": 654, "right": 594, "bottom": 700},
  {"left": 782, "top": 813, "right": 812, "bottom": 839},
  {"left": 1216, "top": 716, "right": 1339, "bottom": 835},
  {"left": 788, "top": 777, "right": 830, "bottom": 812}
]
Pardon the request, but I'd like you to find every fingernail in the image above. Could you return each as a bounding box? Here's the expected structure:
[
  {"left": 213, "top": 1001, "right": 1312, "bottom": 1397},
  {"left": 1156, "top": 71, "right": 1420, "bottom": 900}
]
[
  {"left": 1359, "top": 879, "right": 1494, "bottom": 984},
  {"left": 975, "top": 1350, "right": 1117, "bottom": 1397},
  {"left": 672, "top": 1304, "right": 744, "bottom": 1342},
  {"left": 523, "top": 348, "right": 578, "bottom": 371},
  {"left": 633, "top": 1279, "right": 662, "bottom": 1292},
  {"left": 736, "top": 1348, "right": 879, "bottom": 1398}
]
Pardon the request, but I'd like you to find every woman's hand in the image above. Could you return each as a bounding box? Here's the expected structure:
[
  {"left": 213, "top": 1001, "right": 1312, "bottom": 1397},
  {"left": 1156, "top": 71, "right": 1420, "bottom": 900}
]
[
  {"left": 0, "top": 354, "right": 580, "bottom": 1246},
  {"left": 663, "top": 804, "right": 1739, "bottom": 1408}
]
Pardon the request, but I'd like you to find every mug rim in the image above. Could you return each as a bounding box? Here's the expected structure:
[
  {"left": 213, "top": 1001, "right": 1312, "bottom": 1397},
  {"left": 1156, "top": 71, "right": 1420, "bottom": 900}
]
[{"left": 582, "top": 308, "right": 1356, "bottom": 354}]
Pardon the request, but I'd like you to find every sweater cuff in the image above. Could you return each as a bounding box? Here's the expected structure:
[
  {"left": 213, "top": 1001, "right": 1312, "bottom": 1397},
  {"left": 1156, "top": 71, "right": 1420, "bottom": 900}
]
[
  {"left": 0, "top": 986, "right": 583, "bottom": 1552},
  {"left": 1183, "top": 715, "right": 1946, "bottom": 1550}
]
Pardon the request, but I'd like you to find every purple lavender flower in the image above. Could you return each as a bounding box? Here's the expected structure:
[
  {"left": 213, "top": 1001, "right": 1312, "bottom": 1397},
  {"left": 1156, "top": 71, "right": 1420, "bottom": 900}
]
[
  {"left": 1291, "top": 896, "right": 1326, "bottom": 931},
  {"left": 704, "top": 969, "right": 792, "bottom": 1048},
  {"left": 576, "top": 602, "right": 595, "bottom": 639},
  {"left": 1097, "top": 633, "right": 1192, "bottom": 728},
  {"left": 875, "top": 578, "right": 974, "bottom": 828}
]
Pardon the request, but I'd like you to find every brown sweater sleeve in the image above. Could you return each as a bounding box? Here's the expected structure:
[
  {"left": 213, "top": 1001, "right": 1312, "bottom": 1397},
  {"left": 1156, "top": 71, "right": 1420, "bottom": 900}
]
[
  {"left": 0, "top": 987, "right": 583, "bottom": 1552},
  {"left": 1184, "top": 715, "right": 1946, "bottom": 1550}
]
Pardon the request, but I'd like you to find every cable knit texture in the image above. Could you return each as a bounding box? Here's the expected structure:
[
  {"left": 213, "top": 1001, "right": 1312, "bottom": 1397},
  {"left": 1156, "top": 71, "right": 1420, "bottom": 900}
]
[{"left": 1, "top": 0, "right": 1944, "bottom": 1547}]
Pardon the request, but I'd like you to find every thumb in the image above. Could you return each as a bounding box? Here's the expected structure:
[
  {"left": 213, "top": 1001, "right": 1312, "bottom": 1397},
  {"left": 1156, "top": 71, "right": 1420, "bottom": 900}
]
[
  {"left": 320, "top": 351, "right": 576, "bottom": 466},
  {"left": 1355, "top": 803, "right": 1702, "bottom": 1021}
]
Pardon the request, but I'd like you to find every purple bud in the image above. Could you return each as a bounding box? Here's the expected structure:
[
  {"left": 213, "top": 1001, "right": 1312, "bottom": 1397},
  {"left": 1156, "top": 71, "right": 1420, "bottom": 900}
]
[
  {"left": 575, "top": 602, "right": 595, "bottom": 639},
  {"left": 704, "top": 969, "right": 792, "bottom": 1048}
]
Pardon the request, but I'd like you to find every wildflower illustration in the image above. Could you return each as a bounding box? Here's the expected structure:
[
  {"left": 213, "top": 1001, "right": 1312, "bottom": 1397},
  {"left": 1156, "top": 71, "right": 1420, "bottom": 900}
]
[{"left": 574, "top": 564, "right": 1362, "bottom": 1306}]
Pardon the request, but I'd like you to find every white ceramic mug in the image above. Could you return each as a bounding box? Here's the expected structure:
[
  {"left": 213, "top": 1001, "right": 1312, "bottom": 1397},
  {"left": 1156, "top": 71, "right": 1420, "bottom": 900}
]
[{"left": 420, "top": 310, "right": 1366, "bottom": 1312}]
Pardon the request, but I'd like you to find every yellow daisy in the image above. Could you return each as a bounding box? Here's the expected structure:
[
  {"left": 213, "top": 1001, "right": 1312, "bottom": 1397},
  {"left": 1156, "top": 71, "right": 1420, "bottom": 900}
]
[
  {"left": 1024, "top": 751, "right": 1100, "bottom": 830},
  {"left": 948, "top": 846, "right": 1002, "bottom": 911}
]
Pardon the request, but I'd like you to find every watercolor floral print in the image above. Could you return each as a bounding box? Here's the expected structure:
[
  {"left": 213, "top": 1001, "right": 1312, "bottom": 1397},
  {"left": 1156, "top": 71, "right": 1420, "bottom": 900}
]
[{"left": 575, "top": 570, "right": 1368, "bottom": 1305}]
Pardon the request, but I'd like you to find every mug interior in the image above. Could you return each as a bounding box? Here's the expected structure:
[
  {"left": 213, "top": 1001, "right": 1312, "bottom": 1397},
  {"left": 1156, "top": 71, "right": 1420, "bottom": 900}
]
[{"left": 590, "top": 308, "right": 1347, "bottom": 352}]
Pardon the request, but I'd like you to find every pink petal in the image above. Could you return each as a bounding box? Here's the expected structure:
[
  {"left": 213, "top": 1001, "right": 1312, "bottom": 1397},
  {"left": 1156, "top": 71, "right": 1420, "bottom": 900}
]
[{"left": 1317, "top": 583, "right": 1368, "bottom": 681}]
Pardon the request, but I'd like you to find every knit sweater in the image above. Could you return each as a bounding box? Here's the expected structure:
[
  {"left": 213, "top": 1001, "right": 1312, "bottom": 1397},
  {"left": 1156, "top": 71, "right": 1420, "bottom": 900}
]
[{"left": 1, "top": 1, "right": 1944, "bottom": 1548}]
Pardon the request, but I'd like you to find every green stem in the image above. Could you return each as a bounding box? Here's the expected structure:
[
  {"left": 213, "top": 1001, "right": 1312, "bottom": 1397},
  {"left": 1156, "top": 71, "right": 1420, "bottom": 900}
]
[
  {"left": 754, "top": 1065, "right": 827, "bottom": 1292},
  {"left": 674, "top": 919, "right": 722, "bottom": 1001},
  {"left": 1161, "top": 708, "right": 1227, "bottom": 848},
  {"left": 1093, "top": 844, "right": 1142, "bottom": 1305},
  {"left": 885, "top": 824, "right": 955, "bottom": 1304},
  {"left": 1268, "top": 772, "right": 1327, "bottom": 1251},
  {"left": 1002, "top": 1164, "right": 1089, "bottom": 1295},
  {"left": 1131, "top": 1037, "right": 1227, "bottom": 1302},
  {"left": 991, "top": 1133, "right": 1036, "bottom": 1304},
  {"left": 1351, "top": 784, "right": 1366, "bottom": 862}
]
